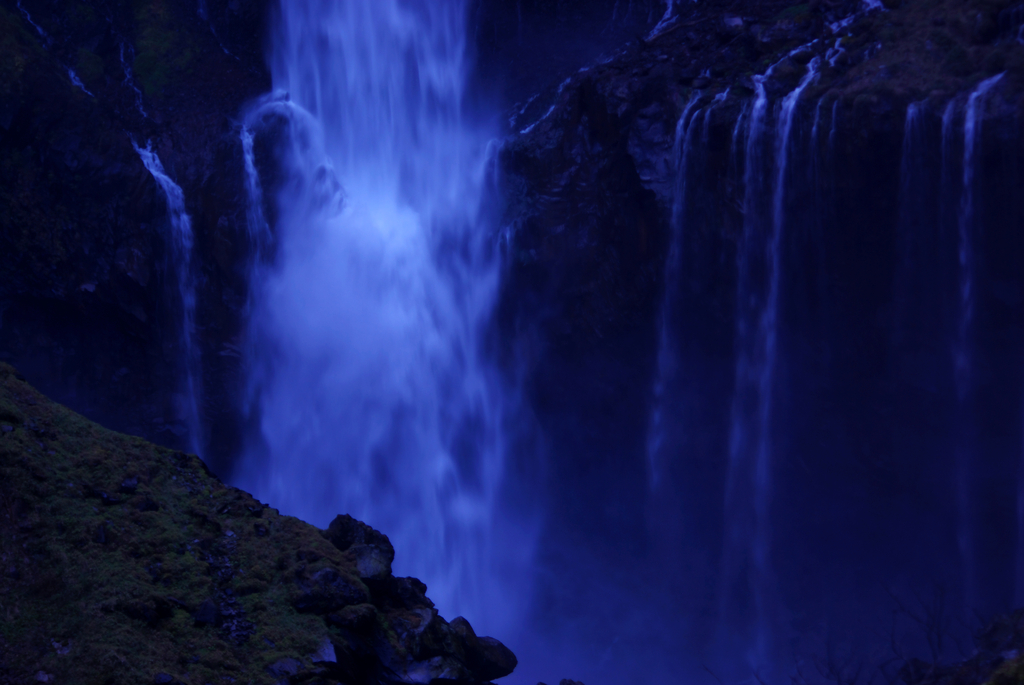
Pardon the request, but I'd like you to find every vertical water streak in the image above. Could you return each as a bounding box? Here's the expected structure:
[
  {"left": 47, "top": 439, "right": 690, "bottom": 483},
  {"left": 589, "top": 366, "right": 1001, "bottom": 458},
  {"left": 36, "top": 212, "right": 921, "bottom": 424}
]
[
  {"left": 132, "top": 141, "right": 203, "bottom": 456},
  {"left": 956, "top": 74, "right": 1003, "bottom": 399},
  {"left": 721, "top": 69, "right": 772, "bottom": 666},
  {"left": 722, "top": 55, "right": 819, "bottom": 667},
  {"left": 810, "top": 97, "right": 824, "bottom": 151},
  {"left": 238, "top": 0, "right": 524, "bottom": 633},
  {"left": 757, "top": 55, "right": 819, "bottom": 659},
  {"left": 952, "top": 73, "right": 1003, "bottom": 612},
  {"left": 239, "top": 125, "right": 271, "bottom": 269},
  {"left": 893, "top": 102, "right": 922, "bottom": 351},
  {"left": 647, "top": 92, "right": 704, "bottom": 489}
]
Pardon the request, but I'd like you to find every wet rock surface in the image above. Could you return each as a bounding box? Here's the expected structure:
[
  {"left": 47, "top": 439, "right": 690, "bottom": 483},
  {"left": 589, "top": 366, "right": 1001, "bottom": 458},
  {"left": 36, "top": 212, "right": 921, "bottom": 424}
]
[
  {"left": 0, "top": 362, "right": 516, "bottom": 685},
  {"left": 493, "top": 0, "right": 1024, "bottom": 671},
  {"left": 0, "top": 0, "right": 269, "bottom": 470}
]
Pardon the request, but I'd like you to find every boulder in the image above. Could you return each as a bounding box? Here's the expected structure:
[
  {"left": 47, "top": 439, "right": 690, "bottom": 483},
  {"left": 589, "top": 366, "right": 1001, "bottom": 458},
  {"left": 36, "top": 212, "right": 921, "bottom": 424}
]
[
  {"left": 450, "top": 616, "right": 518, "bottom": 681},
  {"left": 325, "top": 514, "right": 395, "bottom": 555},
  {"left": 324, "top": 514, "right": 396, "bottom": 580}
]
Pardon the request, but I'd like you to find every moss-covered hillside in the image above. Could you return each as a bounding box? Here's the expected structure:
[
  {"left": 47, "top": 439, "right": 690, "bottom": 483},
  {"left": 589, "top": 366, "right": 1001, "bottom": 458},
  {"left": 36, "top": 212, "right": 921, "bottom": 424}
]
[{"left": 0, "top": 363, "right": 515, "bottom": 685}]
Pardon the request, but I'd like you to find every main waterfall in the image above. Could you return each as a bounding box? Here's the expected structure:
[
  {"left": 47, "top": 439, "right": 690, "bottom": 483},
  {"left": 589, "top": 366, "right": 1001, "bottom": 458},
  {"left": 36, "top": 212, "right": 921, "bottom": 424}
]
[{"left": 236, "top": 0, "right": 524, "bottom": 632}]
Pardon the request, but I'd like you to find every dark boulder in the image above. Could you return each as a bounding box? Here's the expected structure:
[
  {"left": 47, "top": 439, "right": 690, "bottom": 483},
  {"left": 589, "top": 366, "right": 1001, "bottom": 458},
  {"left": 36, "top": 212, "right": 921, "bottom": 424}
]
[
  {"left": 324, "top": 515, "right": 395, "bottom": 564},
  {"left": 450, "top": 616, "right": 518, "bottom": 681}
]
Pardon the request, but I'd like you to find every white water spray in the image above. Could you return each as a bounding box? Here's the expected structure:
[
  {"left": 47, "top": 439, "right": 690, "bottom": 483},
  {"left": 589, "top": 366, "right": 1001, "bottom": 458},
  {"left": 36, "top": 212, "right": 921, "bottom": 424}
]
[
  {"left": 132, "top": 141, "right": 202, "bottom": 456},
  {"left": 237, "top": 0, "right": 527, "bottom": 633}
]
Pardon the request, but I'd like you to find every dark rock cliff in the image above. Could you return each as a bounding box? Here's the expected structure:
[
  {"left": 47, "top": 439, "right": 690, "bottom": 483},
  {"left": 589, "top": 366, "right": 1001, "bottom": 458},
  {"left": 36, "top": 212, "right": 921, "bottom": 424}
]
[
  {"left": 0, "top": 0, "right": 267, "bottom": 474},
  {"left": 495, "top": 0, "right": 1024, "bottom": 661}
]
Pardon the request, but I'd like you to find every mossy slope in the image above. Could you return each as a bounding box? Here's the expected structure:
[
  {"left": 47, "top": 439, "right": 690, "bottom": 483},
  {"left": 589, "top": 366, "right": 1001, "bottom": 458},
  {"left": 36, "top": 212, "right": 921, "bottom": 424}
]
[{"left": 0, "top": 363, "right": 513, "bottom": 685}]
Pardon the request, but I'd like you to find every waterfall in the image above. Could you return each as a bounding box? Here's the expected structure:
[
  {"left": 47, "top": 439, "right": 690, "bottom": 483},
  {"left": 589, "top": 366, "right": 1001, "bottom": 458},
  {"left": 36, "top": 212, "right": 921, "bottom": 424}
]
[
  {"left": 893, "top": 101, "right": 924, "bottom": 350},
  {"left": 950, "top": 72, "right": 1004, "bottom": 612},
  {"left": 647, "top": 92, "right": 704, "bottom": 489},
  {"left": 956, "top": 74, "right": 1003, "bottom": 397},
  {"left": 721, "top": 55, "right": 819, "bottom": 667},
  {"left": 132, "top": 141, "right": 202, "bottom": 456},
  {"left": 239, "top": 124, "right": 271, "bottom": 272},
  {"left": 236, "top": 0, "right": 524, "bottom": 632}
]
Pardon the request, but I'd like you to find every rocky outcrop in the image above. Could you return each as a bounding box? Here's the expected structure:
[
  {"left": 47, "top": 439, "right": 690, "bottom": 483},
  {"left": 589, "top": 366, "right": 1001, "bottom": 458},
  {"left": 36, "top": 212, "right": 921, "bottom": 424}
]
[
  {"left": 501, "top": 0, "right": 1024, "bottom": 352},
  {"left": 496, "top": 0, "right": 1024, "bottom": 660},
  {"left": 0, "top": 0, "right": 267, "bottom": 471},
  {"left": 0, "top": 362, "right": 515, "bottom": 685}
]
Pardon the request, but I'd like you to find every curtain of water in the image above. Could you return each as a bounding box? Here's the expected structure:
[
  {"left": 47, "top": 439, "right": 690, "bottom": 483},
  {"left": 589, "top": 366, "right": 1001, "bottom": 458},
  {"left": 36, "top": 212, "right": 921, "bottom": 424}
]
[
  {"left": 647, "top": 92, "right": 705, "bottom": 490},
  {"left": 236, "top": 0, "right": 525, "bottom": 632},
  {"left": 720, "top": 55, "right": 819, "bottom": 669},
  {"left": 953, "top": 73, "right": 1004, "bottom": 611}
]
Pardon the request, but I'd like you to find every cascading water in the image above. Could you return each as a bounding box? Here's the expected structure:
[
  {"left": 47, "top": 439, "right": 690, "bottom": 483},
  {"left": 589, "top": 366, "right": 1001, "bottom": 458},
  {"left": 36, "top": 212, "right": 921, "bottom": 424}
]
[
  {"left": 956, "top": 74, "right": 1003, "bottom": 400},
  {"left": 952, "top": 73, "right": 1004, "bottom": 612},
  {"left": 647, "top": 92, "right": 705, "bottom": 489},
  {"left": 720, "top": 55, "right": 819, "bottom": 668},
  {"left": 132, "top": 141, "right": 203, "bottom": 456},
  {"left": 236, "top": 0, "right": 526, "bottom": 632},
  {"left": 893, "top": 101, "right": 924, "bottom": 351}
]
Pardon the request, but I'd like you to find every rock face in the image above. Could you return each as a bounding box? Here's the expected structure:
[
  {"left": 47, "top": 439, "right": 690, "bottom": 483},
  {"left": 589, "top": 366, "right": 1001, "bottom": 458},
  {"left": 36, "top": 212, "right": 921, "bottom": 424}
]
[
  {"left": 0, "top": 362, "right": 516, "bottom": 685},
  {"left": 0, "top": 0, "right": 268, "bottom": 472},
  {"left": 496, "top": 0, "right": 1024, "bottom": 665}
]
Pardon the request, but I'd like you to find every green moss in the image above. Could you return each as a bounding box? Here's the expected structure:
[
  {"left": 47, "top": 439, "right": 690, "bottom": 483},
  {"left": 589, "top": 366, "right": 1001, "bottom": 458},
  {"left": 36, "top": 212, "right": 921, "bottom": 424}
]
[
  {"left": 775, "top": 3, "right": 810, "bottom": 20},
  {"left": 0, "top": 363, "right": 378, "bottom": 684},
  {"left": 131, "top": 0, "right": 200, "bottom": 98},
  {"left": 987, "top": 655, "right": 1024, "bottom": 685},
  {"left": 75, "top": 48, "right": 104, "bottom": 84},
  {"left": 0, "top": 6, "right": 37, "bottom": 98}
]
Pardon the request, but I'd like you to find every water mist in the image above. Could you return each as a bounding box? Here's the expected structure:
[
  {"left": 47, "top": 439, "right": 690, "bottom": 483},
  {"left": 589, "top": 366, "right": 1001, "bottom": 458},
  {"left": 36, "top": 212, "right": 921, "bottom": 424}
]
[{"left": 236, "top": 0, "right": 531, "bottom": 636}]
